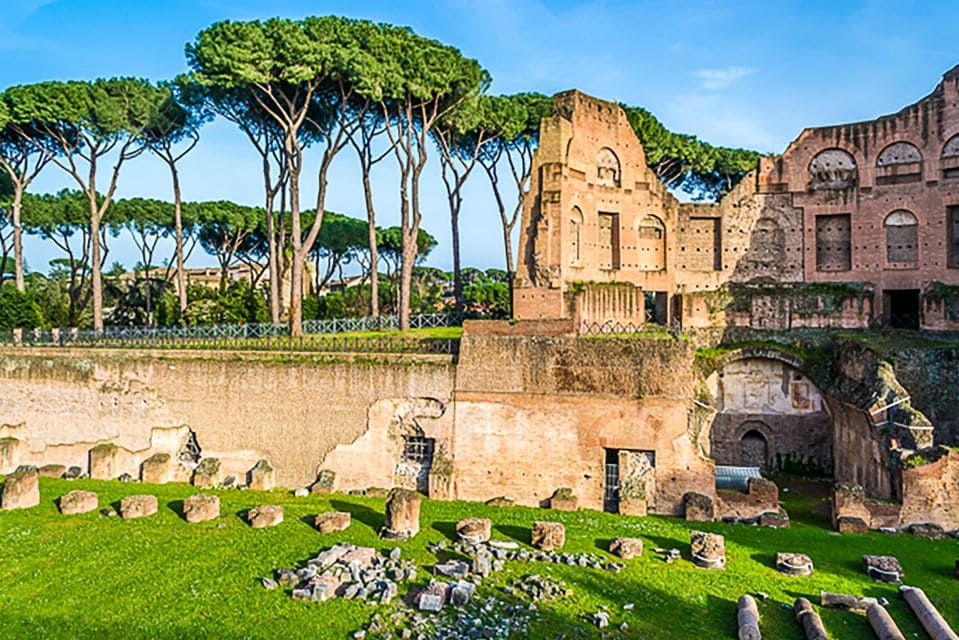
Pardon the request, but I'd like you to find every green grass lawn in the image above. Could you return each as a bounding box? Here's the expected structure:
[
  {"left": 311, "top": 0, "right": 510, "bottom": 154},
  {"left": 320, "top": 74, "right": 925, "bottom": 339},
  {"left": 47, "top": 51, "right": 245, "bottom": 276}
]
[{"left": 0, "top": 477, "right": 956, "bottom": 639}]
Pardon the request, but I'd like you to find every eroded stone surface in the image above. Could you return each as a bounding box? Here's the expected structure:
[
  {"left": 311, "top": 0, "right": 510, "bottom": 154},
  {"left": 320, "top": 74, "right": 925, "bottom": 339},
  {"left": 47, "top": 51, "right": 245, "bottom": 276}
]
[
  {"left": 863, "top": 555, "right": 904, "bottom": 583},
  {"left": 381, "top": 488, "right": 421, "bottom": 540},
  {"left": 120, "top": 494, "right": 158, "bottom": 519},
  {"left": 456, "top": 517, "right": 492, "bottom": 543},
  {"left": 183, "top": 494, "right": 220, "bottom": 523},
  {"left": 248, "top": 504, "right": 284, "bottom": 528},
  {"left": 39, "top": 464, "right": 66, "bottom": 478},
  {"left": 59, "top": 490, "right": 98, "bottom": 515},
  {"left": 192, "top": 457, "right": 222, "bottom": 488},
  {"left": 248, "top": 459, "right": 275, "bottom": 491},
  {"left": 690, "top": 531, "right": 725, "bottom": 570},
  {"left": 775, "top": 552, "right": 813, "bottom": 576},
  {"left": 609, "top": 537, "right": 643, "bottom": 559},
  {"left": 531, "top": 521, "right": 565, "bottom": 551},
  {"left": 684, "top": 492, "right": 714, "bottom": 522},
  {"left": 1, "top": 468, "right": 39, "bottom": 510},
  {"left": 838, "top": 516, "right": 868, "bottom": 534},
  {"left": 314, "top": 511, "right": 351, "bottom": 533},
  {"left": 141, "top": 453, "right": 173, "bottom": 484}
]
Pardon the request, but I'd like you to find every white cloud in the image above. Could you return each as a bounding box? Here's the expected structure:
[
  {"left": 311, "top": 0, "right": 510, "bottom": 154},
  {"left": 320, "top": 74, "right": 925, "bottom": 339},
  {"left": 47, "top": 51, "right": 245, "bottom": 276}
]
[{"left": 694, "top": 66, "right": 756, "bottom": 90}]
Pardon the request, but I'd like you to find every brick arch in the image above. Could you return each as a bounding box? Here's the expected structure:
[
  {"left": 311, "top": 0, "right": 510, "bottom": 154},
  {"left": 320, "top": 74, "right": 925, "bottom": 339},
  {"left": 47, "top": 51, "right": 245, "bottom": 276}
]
[
  {"left": 710, "top": 346, "right": 806, "bottom": 375},
  {"left": 808, "top": 148, "right": 858, "bottom": 190},
  {"left": 876, "top": 141, "right": 923, "bottom": 166},
  {"left": 596, "top": 146, "right": 621, "bottom": 187}
]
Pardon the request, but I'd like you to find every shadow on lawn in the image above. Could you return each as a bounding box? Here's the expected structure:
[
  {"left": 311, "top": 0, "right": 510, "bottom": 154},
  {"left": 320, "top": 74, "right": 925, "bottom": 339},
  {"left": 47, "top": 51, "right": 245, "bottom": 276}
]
[
  {"left": 330, "top": 499, "right": 381, "bottom": 533},
  {"left": 430, "top": 520, "right": 456, "bottom": 540},
  {"left": 494, "top": 524, "right": 529, "bottom": 545},
  {"left": 166, "top": 499, "right": 185, "bottom": 519}
]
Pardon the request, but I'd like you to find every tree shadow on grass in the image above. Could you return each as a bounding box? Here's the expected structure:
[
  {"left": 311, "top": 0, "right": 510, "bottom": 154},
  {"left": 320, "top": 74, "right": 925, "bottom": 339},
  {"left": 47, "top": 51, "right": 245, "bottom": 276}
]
[
  {"left": 330, "top": 499, "right": 381, "bottom": 533},
  {"left": 494, "top": 524, "right": 529, "bottom": 545},
  {"left": 643, "top": 533, "right": 688, "bottom": 555}
]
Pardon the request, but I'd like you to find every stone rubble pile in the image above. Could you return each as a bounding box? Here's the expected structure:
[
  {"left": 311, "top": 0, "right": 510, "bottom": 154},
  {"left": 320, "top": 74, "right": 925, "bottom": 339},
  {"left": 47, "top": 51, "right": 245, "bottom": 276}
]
[{"left": 504, "top": 574, "right": 569, "bottom": 602}]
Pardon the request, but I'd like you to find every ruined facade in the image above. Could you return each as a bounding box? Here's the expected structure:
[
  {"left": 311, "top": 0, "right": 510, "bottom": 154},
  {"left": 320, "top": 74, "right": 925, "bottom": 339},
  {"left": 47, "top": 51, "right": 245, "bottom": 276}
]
[{"left": 514, "top": 66, "right": 959, "bottom": 332}]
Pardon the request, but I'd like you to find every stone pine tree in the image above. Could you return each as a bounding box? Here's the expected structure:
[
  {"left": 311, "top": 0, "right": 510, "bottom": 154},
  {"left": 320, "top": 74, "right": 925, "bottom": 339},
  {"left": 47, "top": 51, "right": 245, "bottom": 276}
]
[
  {"left": 3, "top": 79, "right": 168, "bottom": 331},
  {"left": 187, "top": 17, "right": 360, "bottom": 336},
  {"left": 142, "top": 80, "right": 210, "bottom": 316},
  {"left": 355, "top": 23, "right": 488, "bottom": 329},
  {"left": 432, "top": 95, "right": 498, "bottom": 317},
  {"left": 476, "top": 93, "right": 552, "bottom": 292},
  {"left": 0, "top": 91, "right": 53, "bottom": 292},
  {"left": 179, "top": 79, "right": 291, "bottom": 325}
]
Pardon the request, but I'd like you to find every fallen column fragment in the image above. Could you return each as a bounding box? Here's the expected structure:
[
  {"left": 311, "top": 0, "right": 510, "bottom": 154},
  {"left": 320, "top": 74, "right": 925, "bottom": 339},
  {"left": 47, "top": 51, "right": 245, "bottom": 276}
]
[
  {"left": 794, "top": 597, "right": 828, "bottom": 640},
  {"left": 737, "top": 594, "right": 761, "bottom": 640},
  {"left": 900, "top": 586, "right": 959, "bottom": 640},
  {"left": 820, "top": 591, "right": 878, "bottom": 611},
  {"left": 866, "top": 603, "right": 905, "bottom": 640}
]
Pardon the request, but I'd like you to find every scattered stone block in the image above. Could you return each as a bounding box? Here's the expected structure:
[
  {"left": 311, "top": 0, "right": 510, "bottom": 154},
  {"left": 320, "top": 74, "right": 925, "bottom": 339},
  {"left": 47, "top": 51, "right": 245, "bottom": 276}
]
[
  {"left": 486, "top": 496, "right": 514, "bottom": 508},
  {"left": 820, "top": 591, "right": 878, "bottom": 611},
  {"left": 837, "top": 515, "right": 868, "bottom": 534},
  {"left": 417, "top": 580, "right": 450, "bottom": 611},
  {"left": 1, "top": 468, "right": 39, "bottom": 510},
  {"left": 314, "top": 511, "right": 351, "bottom": 533},
  {"left": 192, "top": 457, "right": 222, "bottom": 487},
  {"left": 759, "top": 508, "right": 790, "bottom": 528},
  {"left": 455, "top": 517, "right": 491, "bottom": 543},
  {"left": 531, "top": 521, "right": 565, "bottom": 551},
  {"left": 0, "top": 437, "right": 22, "bottom": 473},
  {"left": 38, "top": 464, "right": 66, "bottom": 478},
  {"left": 863, "top": 555, "right": 904, "bottom": 583},
  {"left": 310, "top": 469, "right": 336, "bottom": 494},
  {"left": 365, "top": 487, "right": 390, "bottom": 498},
  {"left": 609, "top": 537, "right": 643, "bottom": 559},
  {"left": 690, "top": 530, "right": 725, "bottom": 570},
  {"left": 64, "top": 466, "right": 83, "bottom": 480},
  {"left": 247, "top": 459, "right": 275, "bottom": 491},
  {"left": 737, "top": 594, "right": 761, "bottom": 640},
  {"left": 59, "top": 490, "right": 98, "bottom": 515},
  {"left": 775, "top": 552, "right": 813, "bottom": 577},
  {"left": 866, "top": 603, "right": 905, "bottom": 640},
  {"left": 549, "top": 488, "right": 578, "bottom": 511},
  {"left": 247, "top": 505, "right": 284, "bottom": 528},
  {"left": 449, "top": 580, "right": 475, "bottom": 607},
  {"left": 907, "top": 522, "right": 945, "bottom": 538},
  {"left": 89, "top": 443, "right": 120, "bottom": 480},
  {"left": 309, "top": 543, "right": 353, "bottom": 569},
  {"left": 381, "top": 488, "right": 421, "bottom": 540},
  {"left": 183, "top": 494, "right": 220, "bottom": 523},
  {"left": 120, "top": 494, "right": 158, "bottom": 519},
  {"left": 684, "top": 492, "right": 714, "bottom": 522},
  {"left": 141, "top": 453, "right": 173, "bottom": 484},
  {"left": 794, "top": 597, "right": 828, "bottom": 640},
  {"left": 434, "top": 559, "right": 470, "bottom": 579},
  {"left": 340, "top": 545, "right": 377, "bottom": 568}
]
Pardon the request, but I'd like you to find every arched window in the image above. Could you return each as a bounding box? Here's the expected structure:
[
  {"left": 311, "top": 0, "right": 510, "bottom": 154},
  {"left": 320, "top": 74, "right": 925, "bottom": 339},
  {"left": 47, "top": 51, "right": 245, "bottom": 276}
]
[
  {"left": 808, "top": 148, "right": 857, "bottom": 190},
  {"left": 739, "top": 429, "right": 769, "bottom": 470},
  {"left": 568, "top": 207, "right": 584, "bottom": 265},
  {"left": 596, "top": 147, "right": 621, "bottom": 187},
  {"left": 943, "top": 135, "right": 959, "bottom": 180},
  {"left": 636, "top": 215, "right": 666, "bottom": 271},
  {"left": 876, "top": 142, "right": 922, "bottom": 184},
  {"left": 884, "top": 209, "right": 918, "bottom": 266}
]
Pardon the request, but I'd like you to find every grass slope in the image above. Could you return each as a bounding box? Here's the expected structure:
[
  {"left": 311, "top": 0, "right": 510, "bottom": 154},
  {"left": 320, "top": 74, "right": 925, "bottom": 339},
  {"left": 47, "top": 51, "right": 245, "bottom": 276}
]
[{"left": 0, "top": 478, "right": 956, "bottom": 639}]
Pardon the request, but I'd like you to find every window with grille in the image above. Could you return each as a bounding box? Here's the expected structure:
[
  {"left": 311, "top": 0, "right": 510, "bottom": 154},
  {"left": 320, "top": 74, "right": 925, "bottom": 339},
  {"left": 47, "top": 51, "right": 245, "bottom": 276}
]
[
  {"left": 815, "top": 214, "right": 852, "bottom": 271},
  {"left": 401, "top": 436, "right": 435, "bottom": 465}
]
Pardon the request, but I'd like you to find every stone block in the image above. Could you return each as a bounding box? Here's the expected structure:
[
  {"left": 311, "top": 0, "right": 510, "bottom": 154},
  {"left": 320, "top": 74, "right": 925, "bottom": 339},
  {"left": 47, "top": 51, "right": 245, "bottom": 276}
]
[
  {"left": 775, "top": 552, "right": 813, "bottom": 576},
  {"left": 89, "top": 443, "right": 120, "bottom": 480},
  {"left": 192, "top": 458, "right": 222, "bottom": 488},
  {"left": 609, "top": 537, "right": 643, "bottom": 559},
  {"left": 906, "top": 522, "right": 944, "bottom": 538},
  {"left": 418, "top": 580, "right": 450, "bottom": 611},
  {"left": 248, "top": 504, "right": 283, "bottom": 529},
  {"left": 310, "top": 469, "right": 336, "bottom": 494},
  {"left": 0, "top": 437, "right": 22, "bottom": 473},
  {"left": 1, "top": 468, "right": 39, "bottom": 510},
  {"left": 618, "top": 498, "right": 647, "bottom": 517},
  {"left": 832, "top": 482, "right": 867, "bottom": 527},
  {"left": 456, "top": 517, "right": 492, "bottom": 543},
  {"left": 59, "top": 490, "right": 98, "bottom": 515},
  {"left": 863, "top": 555, "right": 904, "bottom": 583},
  {"left": 314, "top": 511, "right": 351, "bottom": 533},
  {"left": 486, "top": 496, "right": 514, "bottom": 507},
  {"left": 183, "top": 494, "right": 220, "bottom": 523},
  {"left": 248, "top": 459, "right": 275, "bottom": 491},
  {"left": 690, "top": 530, "right": 725, "bottom": 570},
  {"left": 684, "top": 492, "right": 714, "bottom": 522},
  {"left": 38, "top": 464, "right": 66, "bottom": 478},
  {"left": 381, "top": 488, "right": 421, "bottom": 540},
  {"left": 837, "top": 515, "right": 868, "bottom": 534},
  {"left": 141, "top": 453, "right": 173, "bottom": 484},
  {"left": 120, "top": 495, "right": 158, "bottom": 519},
  {"left": 747, "top": 477, "right": 779, "bottom": 506},
  {"left": 340, "top": 546, "right": 377, "bottom": 568},
  {"left": 531, "top": 521, "right": 565, "bottom": 551},
  {"left": 549, "top": 488, "right": 578, "bottom": 511},
  {"left": 759, "top": 508, "right": 790, "bottom": 528}
]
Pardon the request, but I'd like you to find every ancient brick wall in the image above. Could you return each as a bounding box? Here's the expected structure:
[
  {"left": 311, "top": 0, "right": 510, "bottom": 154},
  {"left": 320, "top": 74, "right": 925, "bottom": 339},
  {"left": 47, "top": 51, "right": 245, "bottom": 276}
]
[{"left": 899, "top": 448, "right": 959, "bottom": 530}]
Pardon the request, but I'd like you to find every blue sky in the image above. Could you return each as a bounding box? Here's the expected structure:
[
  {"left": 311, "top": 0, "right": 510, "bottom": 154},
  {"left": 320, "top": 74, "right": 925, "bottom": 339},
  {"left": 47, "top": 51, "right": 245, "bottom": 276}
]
[{"left": 2, "top": 0, "right": 957, "bottom": 273}]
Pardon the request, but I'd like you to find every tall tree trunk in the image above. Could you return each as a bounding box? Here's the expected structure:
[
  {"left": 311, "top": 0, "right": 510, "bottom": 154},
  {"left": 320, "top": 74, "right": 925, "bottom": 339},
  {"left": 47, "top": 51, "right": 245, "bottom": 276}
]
[
  {"left": 12, "top": 187, "right": 24, "bottom": 292},
  {"left": 399, "top": 232, "right": 415, "bottom": 331},
  {"left": 362, "top": 171, "right": 379, "bottom": 317},
  {"left": 266, "top": 203, "right": 280, "bottom": 324},
  {"left": 144, "top": 263, "right": 153, "bottom": 324},
  {"left": 90, "top": 208, "right": 104, "bottom": 332},
  {"left": 171, "top": 164, "right": 187, "bottom": 315},
  {"left": 450, "top": 197, "right": 463, "bottom": 318},
  {"left": 289, "top": 165, "right": 304, "bottom": 337}
]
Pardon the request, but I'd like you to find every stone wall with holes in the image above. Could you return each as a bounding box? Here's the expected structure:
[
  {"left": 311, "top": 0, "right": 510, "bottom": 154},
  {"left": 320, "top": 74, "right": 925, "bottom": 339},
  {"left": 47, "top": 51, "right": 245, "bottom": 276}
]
[
  {"left": 513, "top": 66, "right": 959, "bottom": 330},
  {"left": 705, "top": 357, "right": 833, "bottom": 474},
  {"left": 0, "top": 349, "right": 454, "bottom": 488}
]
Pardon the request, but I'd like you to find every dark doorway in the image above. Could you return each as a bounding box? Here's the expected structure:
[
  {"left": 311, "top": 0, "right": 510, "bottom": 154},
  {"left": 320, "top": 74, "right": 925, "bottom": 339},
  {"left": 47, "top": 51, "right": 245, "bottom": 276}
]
[
  {"left": 739, "top": 430, "right": 768, "bottom": 471},
  {"left": 603, "top": 449, "right": 620, "bottom": 513},
  {"left": 886, "top": 289, "right": 920, "bottom": 330}
]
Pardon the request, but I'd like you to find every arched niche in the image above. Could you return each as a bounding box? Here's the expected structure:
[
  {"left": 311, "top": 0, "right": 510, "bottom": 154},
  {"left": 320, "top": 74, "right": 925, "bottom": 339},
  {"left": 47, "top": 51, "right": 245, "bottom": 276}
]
[
  {"left": 943, "top": 135, "right": 959, "bottom": 180},
  {"left": 596, "top": 147, "right": 621, "bottom": 187},
  {"left": 808, "top": 148, "right": 857, "bottom": 191},
  {"left": 884, "top": 209, "right": 918, "bottom": 266},
  {"left": 568, "top": 206, "right": 584, "bottom": 265},
  {"left": 877, "top": 141, "right": 922, "bottom": 166},
  {"left": 636, "top": 214, "right": 666, "bottom": 271}
]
